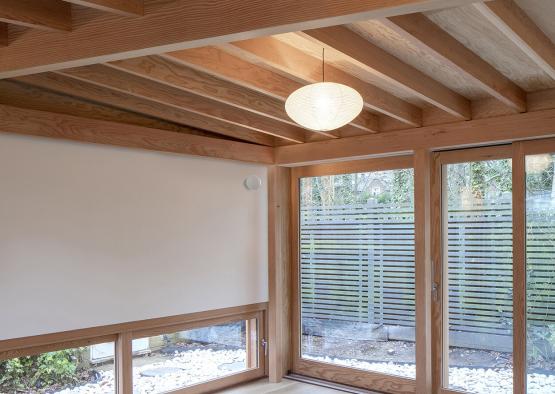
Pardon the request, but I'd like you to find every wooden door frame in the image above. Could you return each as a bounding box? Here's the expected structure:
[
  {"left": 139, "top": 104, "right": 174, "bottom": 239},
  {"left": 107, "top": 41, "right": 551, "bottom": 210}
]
[
  {"left": 290, "top": 155, "right": 418, "bottom": 393},
  {"left": 432, "top": 144, "right": 518, "bottom": 394}
]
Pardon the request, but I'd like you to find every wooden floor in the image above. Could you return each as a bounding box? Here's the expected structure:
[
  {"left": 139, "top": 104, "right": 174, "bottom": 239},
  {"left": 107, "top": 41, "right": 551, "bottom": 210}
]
[{"left": 220, "top": 378, "right": 347, "bottom": 393}]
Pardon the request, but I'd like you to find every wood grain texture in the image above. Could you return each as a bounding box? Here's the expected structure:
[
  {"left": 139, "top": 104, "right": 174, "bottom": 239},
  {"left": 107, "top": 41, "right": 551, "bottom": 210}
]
[
  {"left": 108, "top": 56, "right": 339, "bottom": 139},
  {"left": 228, "top": 37, "right": 422, "bottom": 126},
  {"left": 302, "top": 26, "right": 471, "bottom": 119},
  {"left": 268, "top": 166, "right": 292, "bottom": 382},
  {"left": 383, "top": 13, "right": 526, "bottom": 111},
  {"left": 0, "top": 104, "right": 274, "bottom": 164},
  {"left": 511, "top": 141, "right": 527, "bottom": 394},
  {"left": 165, "top": 48, "right": 378, "bottom": 135},
  {"left": 427, "top": 4, "right": 555, "bottom": 91},
  {"left": 474, "top": 0, "right": 555, "bottom": 81},
  {"left": 0, "top": 22, "right": 7, "bottom": 46},
  {"left": 0, "top": 79, "right": 221, "bottom": 138},
  {"left": 16, "top": 72, "right": 276, "bottom": 146},
  {"left": 414, "top": 149, "right": 432, "bottom": 394},
  {"left": 275, "top": 108, "right": 555, "bottom": 165},
  {"left": 59, "top": 64, "right": 307, "bottom": 143},
  {"left": 0, "top": 0, "right": 71, "bottom": 31},
  {"left": 116, "top": 332, "right": 132, "bottom": 394},
  {"left": 0, "top": 0, "right": 474, "bottom": 79},
  {"left": 63, "top": 0, "right": 143, "bottom": 16}
]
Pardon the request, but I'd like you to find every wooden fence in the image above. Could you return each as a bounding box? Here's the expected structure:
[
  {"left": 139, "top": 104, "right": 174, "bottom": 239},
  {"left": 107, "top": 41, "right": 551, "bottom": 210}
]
[{"left": 300, "top": 199, "right": 555, "bottom": 347}]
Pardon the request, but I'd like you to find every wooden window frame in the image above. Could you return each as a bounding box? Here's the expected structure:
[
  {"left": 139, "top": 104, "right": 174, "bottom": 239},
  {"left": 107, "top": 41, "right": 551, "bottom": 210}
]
[
  {"left": 0, "top": 303, "right": 267, "bottom": 394},
  {"left": 290, "top": 155, "right": 418, "bottom": 393}
]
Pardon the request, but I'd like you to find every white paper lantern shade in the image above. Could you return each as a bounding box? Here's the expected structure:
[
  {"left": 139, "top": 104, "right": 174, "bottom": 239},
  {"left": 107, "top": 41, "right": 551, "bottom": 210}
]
[{"left": 285, "top": 82, "right": 364, "bottom": 132}]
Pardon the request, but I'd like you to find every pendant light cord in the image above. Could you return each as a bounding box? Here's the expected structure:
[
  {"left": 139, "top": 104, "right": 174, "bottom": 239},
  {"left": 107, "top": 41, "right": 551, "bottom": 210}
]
[{"left": 322, "top": 48, "right": 325, "bottom": 83}]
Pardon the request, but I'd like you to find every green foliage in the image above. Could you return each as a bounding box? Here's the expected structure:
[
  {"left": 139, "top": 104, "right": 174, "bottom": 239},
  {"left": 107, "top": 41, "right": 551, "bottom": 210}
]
[{"left": 0, "top": 349, "right": 83, "bottom": 392}]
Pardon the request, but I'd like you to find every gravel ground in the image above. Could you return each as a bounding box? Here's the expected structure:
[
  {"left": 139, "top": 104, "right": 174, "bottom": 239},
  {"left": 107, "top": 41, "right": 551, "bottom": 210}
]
[
  {"left": 54, "top": 349, "right": 246, "bottom": 394},
  {"left": 304, "top": 355, "right": 555, "bottom": 394}
]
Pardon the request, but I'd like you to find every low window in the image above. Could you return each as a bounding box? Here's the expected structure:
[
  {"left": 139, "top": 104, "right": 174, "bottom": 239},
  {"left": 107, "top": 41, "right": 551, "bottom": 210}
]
[
  {"left": 131, "top": 319, "right": 257, "bottom": 393},
  {"left": 0, "top": 342, "right": 116, "bottom": 394}
]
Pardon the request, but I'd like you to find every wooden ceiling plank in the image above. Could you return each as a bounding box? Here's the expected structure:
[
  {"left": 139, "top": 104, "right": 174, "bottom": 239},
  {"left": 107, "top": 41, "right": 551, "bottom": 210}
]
[
  {"left": 15, "top": 72, "right": 277, "bottom": 146},
  {"left": 63, "top": 0, "right": 143, "bottom": 16},
  {"left": 302, "top": 26, "right": 471, "bottom": 119},
  {"left": 0, "top": 0, "right": 474, "bottom": 79},
  {"left": 165, "top": 48, "right": 379, "bottom": 133},
  {"left": 108, "top": 55, "right": 338, "bottom": 139},
  {"left": 275, "top": 108, "right": 555, "bottom": 165},
  {"left": 0, "top": 0, "right": 71, "bottom": 32},
  {"left": 383, "top": 13, "right": 526, "bottom": 112},
  {"left": 0, "top": 104, "right": 274, "bottom": 164},
  {"left": 473, "top": 0, "right": 555, "bottom": 81},
  {"left": 58, "top": 64, "right": 307, "bottom": 143},
  {"left": 0, "top": 79, "right": 220, "bottom": 138},
  {"left": 0, "top": 22, "right": 7, "bottom": 46},
  {"left": 227, "top": 37, "right": 422, "bottom": 126}
]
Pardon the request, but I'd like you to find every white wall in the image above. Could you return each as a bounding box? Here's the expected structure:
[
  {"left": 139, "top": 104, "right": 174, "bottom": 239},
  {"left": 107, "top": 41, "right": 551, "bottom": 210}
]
[{"left": 0, "top": 133, "right": 268, "bottom": 340}]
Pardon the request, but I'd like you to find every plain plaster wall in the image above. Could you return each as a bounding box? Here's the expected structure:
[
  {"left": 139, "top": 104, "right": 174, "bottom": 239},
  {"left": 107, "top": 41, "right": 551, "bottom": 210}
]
[{"left": 0, "top": 133, "right": 268, "bottom": 340}]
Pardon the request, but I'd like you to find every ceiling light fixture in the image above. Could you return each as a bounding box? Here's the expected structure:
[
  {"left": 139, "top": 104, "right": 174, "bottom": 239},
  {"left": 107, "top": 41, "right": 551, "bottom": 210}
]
[{"left": 285, "top": 48, "right": 363, "bottom": 132}]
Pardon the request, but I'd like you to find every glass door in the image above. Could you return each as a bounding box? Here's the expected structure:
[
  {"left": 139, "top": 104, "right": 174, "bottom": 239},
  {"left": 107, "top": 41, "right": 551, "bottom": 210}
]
[
  {"left": 435, "top": 146, "right": 514, "bottom": 394},
  {"left": 291, "top": 156, "right": 417, "bottom": 393},
  {"left": 522, "top": 143, "right": 555, "bottom": 393}
]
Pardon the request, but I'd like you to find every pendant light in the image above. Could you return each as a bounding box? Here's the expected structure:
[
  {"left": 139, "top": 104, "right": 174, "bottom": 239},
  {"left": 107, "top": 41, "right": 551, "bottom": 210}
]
[{"left": 285, "top": 48, "right": 363, "bottom": 132}]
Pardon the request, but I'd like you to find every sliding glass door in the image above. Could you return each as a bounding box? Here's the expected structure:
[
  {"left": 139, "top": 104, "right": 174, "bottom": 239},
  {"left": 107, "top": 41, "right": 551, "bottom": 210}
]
[
  {"left": 436, "top": 147, "right": 514, "bottom": 394},
  {"left": 524, "top": 147, "right": 555, "bottom": 393},
  {"left": 291, "top": 157, "right": 417, "bottom": 393}
]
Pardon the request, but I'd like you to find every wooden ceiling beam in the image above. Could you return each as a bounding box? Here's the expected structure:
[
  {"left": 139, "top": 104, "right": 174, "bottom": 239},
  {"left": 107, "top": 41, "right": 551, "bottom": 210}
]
[
  {"left": 58, "top": 64, "right": 307, "bottom": 143},
  {"left": 302, "top": 26, "right": 471, "bottom": 119},
  {"left": 15, "top": 72, "right": 277, "bottom": 146},
  {"left": 0, "top": 79, "right": 219, "bottom": 138},
  {"left": 0, "top": 0, "right": 71, "bottom": 32},
  {"left": 63, "top": 0, "right": 143, "bottom": 16},
  {"left": 165, "top": 48, "right": 379, "bottom": 134},
  {"left": 0, "top": 104, "right": 274, "bottom": 164},
  {"left": 0, "top": 0, "right": 473, "bottom": 79},
  {"left": 383, "top": 13, "right": 526, "bottom": 112},
  {"left": 275, "top": 108, "right": 555, "bottom": 165},
  {"left": 108, "top": 55, "right": 340, "bottom": 139},
  {"left": 473, "top": 0, "right": 555, "bottom": 81},
  {"left": 227, "top": 37, "right": 422, "bottom": 126}
]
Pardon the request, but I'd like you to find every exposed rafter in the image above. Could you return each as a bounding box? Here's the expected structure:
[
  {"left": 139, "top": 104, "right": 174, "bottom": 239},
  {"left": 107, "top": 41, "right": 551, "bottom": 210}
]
[
  {"left": 227, "top": 37, "right": 422, "bottom": 126},
  {"left": 164, "top": 48, "right": 379, "bottom": 134},
  {"left": 473, "top": 0, "right": 555, "bottom": 81},
  {"left": 15, "top": 73, "right": 277, "bottom": 146},
  {"left": 0, "top": 0, "right": 474, "bottom": 79},
  {"left": 107, "top": 56, "right": 341, "bottom": 139},
  {"left": 0, "top": 0, "right": 71, "bottom": 32},
  {"left": 302, "top": 25, "right": 471, "bottom": 119},
  {"left": 0, "top": 104, "right": 274, "bottom": 164},
  {"left": 63, "top": 0, "right": 143, "bottom": 16},
  {"left": 58, "top": 64, "right": 308, "bottom": 143},
  {"left": 383, "top": 13, "right": 526, "bottom": 112}
]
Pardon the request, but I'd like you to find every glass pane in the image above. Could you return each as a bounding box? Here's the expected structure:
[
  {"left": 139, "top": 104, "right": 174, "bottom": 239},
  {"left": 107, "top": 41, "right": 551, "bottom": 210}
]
[
  {"left": 526, "top": 153, "right": 555, "bottom": 393},
  {"left": 299, "top": 168, "right": 416, "bottom": 379},
  {"left": 0, "top": 342, "right": 115, "bottom": 393},
  {"left": 132, "top": 320, "right": 252, "bottom": 393},
  {"left": 444, "top": 159, "right": 513, "bottom": 394}
]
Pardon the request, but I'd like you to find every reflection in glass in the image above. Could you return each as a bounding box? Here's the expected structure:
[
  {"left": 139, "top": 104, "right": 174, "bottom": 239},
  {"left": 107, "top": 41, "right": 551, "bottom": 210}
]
[
  {"left": 526, "top": 154, "right": 555, "bottom": 393},
  {"left": 300, "top": 168, "right": 416, "bottom": 379},
  {"left": 444, "top": 159, "right": 513, "bottom": 394}
]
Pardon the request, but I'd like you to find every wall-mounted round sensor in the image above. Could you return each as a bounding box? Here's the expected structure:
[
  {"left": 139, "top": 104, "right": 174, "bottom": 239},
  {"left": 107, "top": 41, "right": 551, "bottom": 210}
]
[{"left": 244, "top": 175, "right": 262, "bottom": 191}]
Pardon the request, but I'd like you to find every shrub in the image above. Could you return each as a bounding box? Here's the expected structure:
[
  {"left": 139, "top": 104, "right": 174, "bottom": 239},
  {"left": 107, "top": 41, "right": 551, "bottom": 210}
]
[{"left": 0, "top": 348, "right": 82, "bottom": 392}]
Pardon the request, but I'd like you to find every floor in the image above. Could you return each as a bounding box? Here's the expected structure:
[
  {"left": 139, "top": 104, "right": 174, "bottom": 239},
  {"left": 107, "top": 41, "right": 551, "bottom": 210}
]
[{"left": 220, "top": 378, "right": 347, "bottom": 393}]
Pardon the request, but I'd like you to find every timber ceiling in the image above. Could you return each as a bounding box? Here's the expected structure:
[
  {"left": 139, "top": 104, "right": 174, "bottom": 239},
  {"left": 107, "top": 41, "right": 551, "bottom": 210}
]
[{"left": 0, "top": 0, "right": 554, "bottom": 161}]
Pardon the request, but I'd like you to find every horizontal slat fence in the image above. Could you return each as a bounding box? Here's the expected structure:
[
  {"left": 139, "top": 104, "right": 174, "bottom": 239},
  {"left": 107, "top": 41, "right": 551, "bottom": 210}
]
[{"left": 300, "top": 198, "right": 555, "bottom": 348}]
